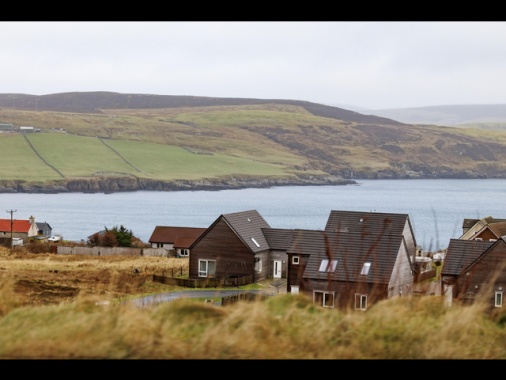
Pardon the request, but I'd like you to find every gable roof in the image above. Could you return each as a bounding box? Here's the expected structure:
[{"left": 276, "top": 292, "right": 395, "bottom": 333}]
[
  {"left": 324, "top": 210, "right": 411, "bottom": 238},
  {"left": 0, "top": 219, "right": 33, "bottom": 234},
  {"left": 262, "top": 228, "right": 295, "bottom": 251},
  {"left": 193, "top": 210, "right": 271, "bottom": 254},
  {"left": 36, "top": 222, "right": 52, "bottom": 231},
  {"left": 477, "top": 221, "right": 506, "bottom": 239},
  {"left": 442, "top": 238, "right": 496, "bottom": 277},
  {"left": 288, "top": 229, "right": 404, "bottom": 285},
  {"left": 462, "top": 216, "right": 506, "bottom": 231},
  {"left": 149, "top": 226, "right": 206, "bottom": 244}
]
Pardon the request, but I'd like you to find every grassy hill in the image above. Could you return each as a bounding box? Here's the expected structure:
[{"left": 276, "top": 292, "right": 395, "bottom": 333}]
[{"left": 2, "top": 92, "right": 506, "bottom": 193}]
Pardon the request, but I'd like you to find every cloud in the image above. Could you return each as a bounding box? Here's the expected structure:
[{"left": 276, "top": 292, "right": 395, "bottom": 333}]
[{"left": 1, "top": 21, "right": 506, "bottom": 109}]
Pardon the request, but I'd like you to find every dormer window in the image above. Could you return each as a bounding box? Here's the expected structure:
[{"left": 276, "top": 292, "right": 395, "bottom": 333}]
[{"left": 319, "top": 259, "right": 338, "bottom": 272}]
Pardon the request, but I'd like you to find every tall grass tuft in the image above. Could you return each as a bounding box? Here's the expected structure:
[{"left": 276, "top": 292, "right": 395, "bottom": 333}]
[{"left": 0, "top": 287, "right": 506, "bottom": 359}]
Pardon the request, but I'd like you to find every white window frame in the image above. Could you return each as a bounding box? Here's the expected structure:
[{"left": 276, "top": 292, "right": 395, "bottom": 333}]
[
  {"left": 179, "top": 248, "right": 189, "bottom": 257},
  {"left": 198, "top": 259, "right": 216, "bottom": 278},
  {"left": 313, "top": 290, "right": 335, "bottom": 308},
  {"left": 495, "top": 291, "right": 503, "bottom": 307},
  {"left": 292, "top": 256, "right": 299, "bottom": 265},
  {"left": 319, "top": 259, "right": 338, "bottom": 272},
  {"left": 355, "top": 293, "right": 368, "bottom": 310}
]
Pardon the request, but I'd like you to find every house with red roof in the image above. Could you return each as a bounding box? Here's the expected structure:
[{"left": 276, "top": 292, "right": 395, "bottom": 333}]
[
  {"left": 148, "top": 226, "right": 206, "bottom": 257},
  {"left": 0, "top": 215, "right": 39, "bottom": 244}
]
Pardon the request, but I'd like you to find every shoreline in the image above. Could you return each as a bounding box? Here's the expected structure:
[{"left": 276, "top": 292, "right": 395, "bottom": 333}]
[{"left": 0, "top": 176, "right": 357, "bottom": 194}]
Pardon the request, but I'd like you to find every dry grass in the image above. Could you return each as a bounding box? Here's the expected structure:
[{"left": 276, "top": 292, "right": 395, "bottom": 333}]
[
  {"left": 0, "top": 247, "right": 188, "bottom": 307},
  {"left": 0, "top": 247, "right": 506, "bottom": 359}
]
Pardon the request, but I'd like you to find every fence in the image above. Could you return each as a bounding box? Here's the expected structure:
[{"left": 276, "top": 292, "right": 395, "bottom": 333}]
[
  {"left": 222, "top": 292, "right": 269, "bottom": 306},
  {"left": 152, "top": 274, "right": 254, "bottom": 288},
  {"left": 56, "top": 246, "right": 170, "bottom": 257}
]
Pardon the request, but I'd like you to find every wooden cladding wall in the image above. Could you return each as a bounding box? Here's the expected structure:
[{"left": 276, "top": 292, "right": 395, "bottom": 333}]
[{"left": 190, "top": 218, "right": 254, "bottom": 279}]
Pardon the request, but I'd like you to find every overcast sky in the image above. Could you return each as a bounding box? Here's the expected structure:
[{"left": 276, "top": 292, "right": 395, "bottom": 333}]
[{"left": 1, "top": 21, "right": 505, "bottom": 110}]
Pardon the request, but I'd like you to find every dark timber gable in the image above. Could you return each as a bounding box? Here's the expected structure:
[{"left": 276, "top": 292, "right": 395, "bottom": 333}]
[{"left": 189, "top": 210, "right": 271, "bottom": 281}]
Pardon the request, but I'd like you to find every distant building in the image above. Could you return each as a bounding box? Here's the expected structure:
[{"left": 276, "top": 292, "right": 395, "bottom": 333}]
[{"left": 0, "top": 123, "right": 14, "bottom": 132}]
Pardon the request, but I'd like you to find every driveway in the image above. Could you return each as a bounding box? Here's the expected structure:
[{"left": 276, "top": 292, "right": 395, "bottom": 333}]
[
  {"left": 129, "top": 289, "right": 264, "bottom": 308},
  {"left": 129, "top": 279, "right": 287, "bottom": 308}
]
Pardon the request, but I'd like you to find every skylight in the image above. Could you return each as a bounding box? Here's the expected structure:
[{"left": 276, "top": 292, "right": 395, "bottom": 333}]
[
  {"left": 361, "top": 262, "right": 371, "bottom": 275},
  {"left": 319, "top": 259, "right": 338, "bottom": 272},
  {"left": 251, "top": 237, "right": 260, "bottom": 247}
]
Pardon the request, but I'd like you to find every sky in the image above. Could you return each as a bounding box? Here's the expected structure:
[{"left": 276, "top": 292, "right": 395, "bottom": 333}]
[{"left": 1, "top": 21, "right": 506, "bottom": 110}]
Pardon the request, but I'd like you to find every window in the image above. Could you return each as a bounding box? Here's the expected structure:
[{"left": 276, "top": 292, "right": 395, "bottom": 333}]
[
  {"left": 355, "top": 294, "right": 368, "bottom": 310},
  {"left": 179, "top": 249, "right": 189, "bottom": 257},
  {"left": 198, "top": 259, "right": 216, "bottom": 278},
  {"left": 360, "top": 262, "right": 371, "bottom": 275},
  {"left": 319, "top": 259, "right": 338, "bottom": 272},
  {"left": 314, "top": 291, "right": 335, "bottom": 308},
  {"left": 255, "top": 259, "right": 262, "bottom": 272},
  {"left": 292, "top": 256, "right": 299, "bottom": 265},
  {"left": 495, "top": 291, "right": 503, "bottom": 307},
  {"left": 251, "top": 237, "right": 260, "bottom": 247}
]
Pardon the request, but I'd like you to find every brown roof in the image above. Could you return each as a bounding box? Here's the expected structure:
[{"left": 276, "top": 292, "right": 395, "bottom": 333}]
[
  {"left": 288, "top": 229, "right": 405, "bottom": 284},
  {"left": 442, "top": 238, "right": 495, "bottom": 277},
  {"left": 462, "top": 216, "right": 506, "bottom": 230},
  {"left": 173, "top": 236, "right": 201, "bottom": 249},
  {"left": 324, "top": 210, "right": 411, "bottom": 237},
  {"left": 149, "top": 226, "right": 206, "bottom": 244},
  {"left": 198, "top": 210, "right": 270, "bottom": 253},
  {"left": 262, "top": 228, "right": 294, "bottom": 251},
  {"left": 478, "top": 221, "right": 506, "bottom": 238}
]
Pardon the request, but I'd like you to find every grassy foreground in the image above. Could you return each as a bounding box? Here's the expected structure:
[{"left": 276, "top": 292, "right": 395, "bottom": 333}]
[{"left": 0, "top": 249, "right": 505, "bottom": 359}]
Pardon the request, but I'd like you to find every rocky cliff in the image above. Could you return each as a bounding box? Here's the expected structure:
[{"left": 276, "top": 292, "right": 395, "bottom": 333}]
[{"left": 0, "top": 175, "right": 356, "bottom": 194}]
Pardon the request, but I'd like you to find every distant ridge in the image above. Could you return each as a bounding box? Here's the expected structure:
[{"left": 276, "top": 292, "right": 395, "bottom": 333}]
[
  {"left": 362, "top": 104, "right": 506, "bottom": 126},
  {"left": 0, "top": 91, "right": 406, "bottom": 126}
]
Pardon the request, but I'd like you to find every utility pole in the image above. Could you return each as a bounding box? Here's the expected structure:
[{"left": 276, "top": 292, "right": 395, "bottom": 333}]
[{"left": 6, "top": 209, "right": 16, "bottom": 252}]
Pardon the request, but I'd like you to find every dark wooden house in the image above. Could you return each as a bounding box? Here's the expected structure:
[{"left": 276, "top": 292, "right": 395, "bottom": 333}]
[
  {"left": 442, "top": 238, "right": 506, "bottom": 309},
  {"left": 286, "top": 210, "right": 418, "bottom": 310},
  {"left": 189, "top": 210, "right": 272, "bottom": 282},
  {"left": 262, "top": 227, "right": 295, "bottom": 280}
]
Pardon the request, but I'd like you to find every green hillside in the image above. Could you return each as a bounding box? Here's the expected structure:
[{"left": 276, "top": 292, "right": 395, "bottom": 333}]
[{"left": 2, "top": 92, "right": 506, "bottom": 193}]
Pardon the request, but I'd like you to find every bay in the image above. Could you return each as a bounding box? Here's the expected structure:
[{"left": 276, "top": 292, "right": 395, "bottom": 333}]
[{"left": 1, "top": 179, "right": 505, "bottom": 251}]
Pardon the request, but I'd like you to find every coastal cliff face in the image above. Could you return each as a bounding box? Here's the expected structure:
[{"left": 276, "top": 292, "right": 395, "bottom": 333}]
[
  {"left": 0, "top": 164, "right": 502, "bottom": 193},
  {"left": 0, "top": 175, "right": 356, "bottom": 194}
]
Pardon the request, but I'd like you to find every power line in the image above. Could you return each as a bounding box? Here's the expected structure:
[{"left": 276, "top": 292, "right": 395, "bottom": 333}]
[{"left": 6, "top": 209, "right": 17, "bottom": 252}]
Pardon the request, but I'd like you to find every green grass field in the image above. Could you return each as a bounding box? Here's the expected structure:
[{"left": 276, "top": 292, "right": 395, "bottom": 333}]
[{"left": 0, "top": 132, "right": 303, "bottom": 181}]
